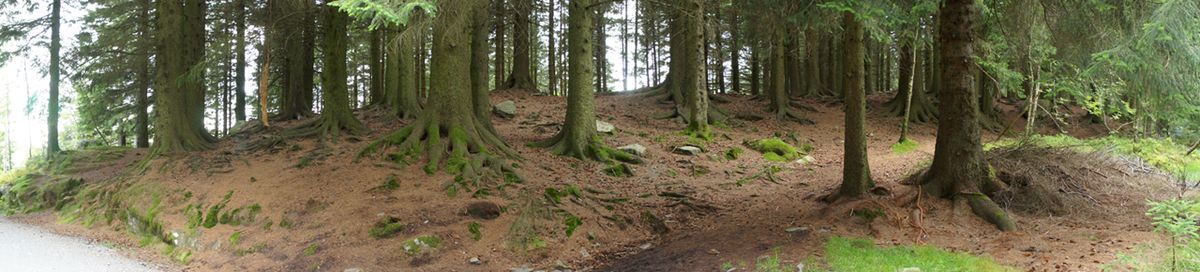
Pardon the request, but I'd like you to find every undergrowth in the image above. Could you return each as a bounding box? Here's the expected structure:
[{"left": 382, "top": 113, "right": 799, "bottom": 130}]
[
  {"left": 987, "top": 135, "right": 1200, "bottom": 180},
  {"left": 721, "top": 237, "right": 1013, "bottom": 272}
]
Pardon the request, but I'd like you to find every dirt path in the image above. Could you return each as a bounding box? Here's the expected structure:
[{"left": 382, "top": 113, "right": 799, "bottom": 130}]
[{"left": 0, "top": 217, "right": 164, "bottom": 272}]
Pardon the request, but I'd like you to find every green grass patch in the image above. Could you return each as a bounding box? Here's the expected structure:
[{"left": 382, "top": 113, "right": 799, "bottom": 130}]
[
  {"left": 369, "top": 217, "right": 405, "bottom": 239},
  {"left": 824, "top": 237, "right": 1013, "bottom": 272},
  {"left": 891, "top": 139, "right": 920, "bottom": 155},
  {"left": 402, "top": 235, "right": 442, "bottom": 255}
]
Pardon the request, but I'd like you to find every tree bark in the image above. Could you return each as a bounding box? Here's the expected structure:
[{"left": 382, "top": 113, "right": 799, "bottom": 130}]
[
  {"left": 922, "top": 0, "right": 1014, "bottom": 231},
  {"left": 48, "top": 0, "right": 61, "bottom": 154},
  {"left": 839, "top": 11, "right": 872, "bottom": 199},
  {"left": 153, "top": 0, "right": 214, "bottom": 153},
  {"left": 135, "top": 0, "right": 152, "bottom": 148},
  {"left": 503, "top": 0, "right": 537, "bottom": 91},
  {"left": 493, "top": 0, "right": 507, "bottom": 90},
  {"left": 729, "top": 12, "right": 740, "bottom": 94},
  {"left": 675, "top": 0, "right": 709, "bottom": 137},
  {"left": 235, "top": 0, "right": 247, "bottom": 122}
]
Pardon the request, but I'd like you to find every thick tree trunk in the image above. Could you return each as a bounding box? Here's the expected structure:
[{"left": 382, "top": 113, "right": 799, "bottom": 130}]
[
  {"left": 153, "top": 0, "right": 214, "bottom": 153},
  {"left": 472, "top": 1, "right": 494, "bottom": 124},
  {"left": 922, "top": 0, "right": 1014, "bottom": 231},
  {"left": 785, "top": 35, "right": 802, "bottom": 97},
  {"left": 274, "top": 0, "right": 315, "bottom": 120},
  {"left": 285, "top": 4, "right": 365, "bottom": 139},
  {"left": 503, "top": 0, "right": 537, "bottom": 91},
  {"left": 675, "top": 0, "right": 709, "bottom": 137},
  {"left": 839, "top": 11, "right": 872, "bottom": 199},
  {"left": 48, "top": 0, "right": 61, "bottom": 154}
]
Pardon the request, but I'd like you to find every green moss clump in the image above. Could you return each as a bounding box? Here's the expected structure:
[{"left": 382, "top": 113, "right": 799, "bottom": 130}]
[
  {"left": 468, "top": 222, "right": 482, "bottom": 241},
  {"left": 891, "top": 139, "right": 920, "bottom": 155},
  {"left": 602, "top": 163, "right": 634, "bottom": 177},
  {"left": 745, "top": 138, "right": 805, "bottom": 162},
  {"left": 302, "top": 243, "right": 318, "bottom": 256},
  {"left": 725, "top": 147, "right": 744, "bottom": 160},
  {"left": 369, "top": 217, "right": 405, "bottom": 239},
  {"left": 402, "top": 236, "right": 442, "bottom": 255}
]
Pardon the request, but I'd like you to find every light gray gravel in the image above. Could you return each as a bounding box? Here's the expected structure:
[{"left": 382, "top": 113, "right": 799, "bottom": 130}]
[{"left": 0, "top": 217, "right": 161, "bottom": 272}]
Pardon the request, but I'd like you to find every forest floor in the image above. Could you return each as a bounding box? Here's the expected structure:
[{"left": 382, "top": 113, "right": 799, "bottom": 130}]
[{"left": 2, "top": 90, "right": 1183, "bottom": 271}]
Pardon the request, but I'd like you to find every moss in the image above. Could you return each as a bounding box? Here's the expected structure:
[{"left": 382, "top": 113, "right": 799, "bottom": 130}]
[
  {"left": 745, "top": 138, "right": 805, "bottom": 162},
  {"left": 602, "top": 163, "right": 634, "bottom": 177},
  {"left": 279, "top": 217, "right": 294, "bottom": 229},
  {"left": 235, "top": 243, "right": 268, "bottom": 256},
  {"left": 891, "top": 139, "right": 920, "bottom": 155},
  {"left": 302, "top": 243, "right": 319, "bottom": 256},
  {"left": 229, "top": 231, "right": 243, "bottom": 246},
  {"left": 468, "top": 222, "right": 482, "bottom": 241},
  {"left": 369, "top": 217, "right": 405, "bottom": 239},
  {"left": 724, "top": 147, "right": 744, "bottom": 160}
]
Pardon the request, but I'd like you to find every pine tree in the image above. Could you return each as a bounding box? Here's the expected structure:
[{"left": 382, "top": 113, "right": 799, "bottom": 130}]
[{"left": 153, "top": 0, "right": 214, "bottom": 153}]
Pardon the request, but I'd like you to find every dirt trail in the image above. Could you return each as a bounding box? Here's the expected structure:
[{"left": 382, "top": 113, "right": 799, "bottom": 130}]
[{"left": 0, "top": 217, "right": 165, "bottom": 272}]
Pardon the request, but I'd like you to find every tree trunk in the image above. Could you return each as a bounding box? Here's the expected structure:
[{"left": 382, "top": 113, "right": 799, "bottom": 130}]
[
  {"left": 922, "top": 0, "right": 1014, "bottom": 231},
  {"left": 493, "top": 0, "right": 507, "bottom": 90},
  {"left": 838, "top": 11, "right": 872, "bottom": 199},
  {"left": 503, "top": 0, "right": 537, "bottom": 91},
  {"left": 472, "top": 1, "right": 494, "bottom": 124},
  {"left": 235, "top": 0, "right": 247, "bottom": 122},
  {"left": 48, "top": 0, "right": 61, "bottom": 154},
  {"left": 274, "top": 0, "right": 316, "bottom": 119},
  {"left": 369, "top": 29, "right": 384, "bottom": 106},
  {"left": 153, "top": 0, "right": 214, "bottom": 153},
  {"left": 288, "top": 3, "right": 365, "bottom": 138},
  {"left": 675, "top": 0, "right": 709, "bottom": 137},
  {"left": 729, "top": 12, "right": 740, "bottom": 94},
  {"left": 547, "top": 0, "right": 558, "bottom": 96},
  {"left": 135, "top": 0, "right": 152, "bottom": 148},
  {"left": 804, "top": 28, "right": 821, "bottom": 98},
  {"left": 750, "top": 47, "right": 760, "bottom": 96}
]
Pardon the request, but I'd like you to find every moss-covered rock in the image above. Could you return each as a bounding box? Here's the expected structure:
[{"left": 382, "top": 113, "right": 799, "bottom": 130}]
[{"left": 745, "top": 138, "right": 807, "bottom": 162}]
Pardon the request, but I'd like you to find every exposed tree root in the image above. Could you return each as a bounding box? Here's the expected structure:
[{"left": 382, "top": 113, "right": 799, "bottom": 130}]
[
  {"left": 281, "top": 113, "right": 367, "bottom": 141},
  {"left": 788, "top": 99, "right": 820, "bottom": 112},
  {"left": 530, "top": 133, "right": 641, "bottom": 164},
  {"left": 885, "top": 96, "right": 937, "bottom": 123},
  {"left": 919, "top": 168, "right": 1016, "bottom": 231},
  {"left": 358, "top": 114, "right": 520, "bottom": 183},
  {"left": 654, "top": 106, "right": 730, "bottom": 125}
]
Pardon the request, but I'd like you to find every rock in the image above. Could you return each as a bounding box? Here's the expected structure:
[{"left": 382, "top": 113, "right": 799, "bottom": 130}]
[
  {"left": 782, "top": 226, "right": 811, "bottom": 234},
  {"left": 554, "top": 260, "right": 572, "bottom": 270},
  {"left": 344, "top": 268, "right": 363, "bottom": 272},
  {"left": 618, "top": 144, "right": 647, "bottom": 156},
  {"left": 794, "top": 155, "right": 816, "bottom": 165},
  {"left": 466, "top": 201, "right": 502, "bottom": 220},
  {"left": 468, "top": 257, "right": 482, "bottom": 265},
  {"left": 796, "top": 263, "right": 805, "bottom": 272},
  {"left": 898, "top": 268, "right": 921, "bottom": 272},
  {"left": 596, "top": 120, "right": 615, "bottom": 133},
  {"left": 673, "top": 146, "right": 703, "bottom": 156},
  {"left": 510, "top": 267, "right": 534, "bottom": 272},
  {"left": 493, "top": 100, "right": 517, "bottom": 118},
  {"left": 638, "top": 243, "right": 653, "bottom": 250}
]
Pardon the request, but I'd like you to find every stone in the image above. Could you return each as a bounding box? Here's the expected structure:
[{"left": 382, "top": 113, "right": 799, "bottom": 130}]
[
  {"left": 673, "top": 146, "right": 702, "bottom": 156},
  {"left": 785, "top": 226, "right": 810, "bottom": 233},
  {"left": 468, "top": 257, "right": 482, "bottom": 265},
  {"left": 510, "top": 267, "right": 534, "bottom": 272},
  {"left": 344, "top": 269, "right": 363, "bottom": 272},
  {"left": 596, "top": 120, "right": 615, "bottom": 133},
  {"left": 638, "top": 243, "right": 653, "bottom": 250},
  {"left": 617, "top": 144, "right": 647, "bottom": 156},
  {"left": 794, "top": 155, "right": 816, "bottom": 165},
  {"left": 466, "top": 201, "right": 502, "bottom": 220},
  {"left": 493, "top": 100, "right": 517, "bottom": 118}
]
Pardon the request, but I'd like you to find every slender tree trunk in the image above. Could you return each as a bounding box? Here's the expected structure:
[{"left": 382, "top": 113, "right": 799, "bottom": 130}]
[
  {"left": 729, "top": 12, "right": 740, "bottom": 94},
  {"left": 548, "top": 0, "right": 558, "bottom": 96},
  {"left": 839, "top": 11, "right": 872, "bottom": 199},
  {"left": 135, "top": 0, "right": 152, "bottom": 148},
  {"left": 369, "top": 29, "right": 384, "bottom": 106},
  {"left": 503, "top": 0, "right": 537, "bottom": 91},
  {"left": 750, "top": 47, "right": 760, "bottom": 96},
  {"left": 48, "top": 0, "right": 62, "bottom": 154},
  {"left": 235, "top": 0, "right": 247, "bottom": 122},
  {"left": 494, "top": 0, "right": 507, "bottom": 90},
  {"left": 805, "top": 28, "right": 821, "bottom": 98},
  {"left": 922, "top": 0, "right": 1014, "bottom": 231}
]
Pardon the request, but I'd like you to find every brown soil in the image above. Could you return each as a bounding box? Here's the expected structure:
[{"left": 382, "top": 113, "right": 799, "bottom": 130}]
[{"left": 9, "top": 91, "right": 1178, "bottom": 271}]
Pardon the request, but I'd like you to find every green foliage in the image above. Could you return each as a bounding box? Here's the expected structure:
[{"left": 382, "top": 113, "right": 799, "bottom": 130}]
[
  {"left": 724, "top": 147, "right": 744, "bottom": 160},
  {"left": 329, "top": 0, "right": 436, "bottom": 30},
  {"left": 302, "top": 243, "right": 319, "bottom": 256},
  {"left": 369, "top": 217, "right": 405, "bottom": 239},
  {"left": 824, "top": 237, "right": 1013, "bottom": 271},
  {"left": 563, "top": 214, "right": 582, "bottom": 237},
  {"left": 602, "top": 163, "right": 633, "bottom": 177},
  {"left": 468, "top": 222, "right": 482, "bottom": 241}
]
